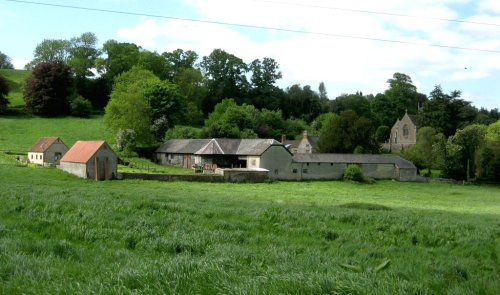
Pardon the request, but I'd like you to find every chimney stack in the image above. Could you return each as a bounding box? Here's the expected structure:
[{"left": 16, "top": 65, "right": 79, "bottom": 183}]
[
  {"left": 303, "top": 130, "right": 308, "bottom": 140},
  {"left": 281, "top": 134, "right": 286, "bottom": 144}
]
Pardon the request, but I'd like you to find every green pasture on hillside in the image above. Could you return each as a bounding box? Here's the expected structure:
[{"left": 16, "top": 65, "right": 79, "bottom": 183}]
[
  {"left": 0, "top": 116, "right": 113, "bottom": 153},
  {"left": 0, "top": 152, "right": 499, "bottom": 294},
  {"left": 0, "top": 69, "right": 31, "bottom": 107}
]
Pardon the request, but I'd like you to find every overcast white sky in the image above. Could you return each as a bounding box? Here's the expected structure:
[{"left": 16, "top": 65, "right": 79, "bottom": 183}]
[{"left": 1, "top": 0, "right": 500, "bottom": 109}]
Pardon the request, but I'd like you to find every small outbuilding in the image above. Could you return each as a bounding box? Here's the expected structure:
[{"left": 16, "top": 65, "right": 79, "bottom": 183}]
[
  {"left": 59, "top": 141, "right": 117, "bottom": 180},
  {"left": 28, "top": 137, "right": 68, "bottom": 166}
]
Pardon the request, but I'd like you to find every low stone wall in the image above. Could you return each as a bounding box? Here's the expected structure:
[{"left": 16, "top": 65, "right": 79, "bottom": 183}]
[
  {"left": 119, "top": 170, "right": 269, "bottom": 183},
  {"left": 119, "top": 173, "right": 225, "bottom": 182}
]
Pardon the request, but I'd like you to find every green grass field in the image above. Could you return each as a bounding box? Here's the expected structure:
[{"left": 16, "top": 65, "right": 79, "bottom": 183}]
[
  {"left": 0, "top": 151, "right": 499, "bottom": 294},
  {"left": 0, "top": 116, "right": 113, "bottom": 153},
  {"left": 0, "top": 69, "right": 31, "bottom": 108}
]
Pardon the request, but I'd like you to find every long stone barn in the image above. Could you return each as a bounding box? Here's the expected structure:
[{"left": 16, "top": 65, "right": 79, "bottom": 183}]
[
  {"left": 155, "top": 139, "right": 418, "bottom": 181},
  {"left": 59, "top": 141, "right": 118, "bottom": 180}
]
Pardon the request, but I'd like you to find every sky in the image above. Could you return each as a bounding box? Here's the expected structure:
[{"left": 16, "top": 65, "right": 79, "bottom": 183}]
[{"left": 1, "top": 0, "right": 500, "bottom": 110}]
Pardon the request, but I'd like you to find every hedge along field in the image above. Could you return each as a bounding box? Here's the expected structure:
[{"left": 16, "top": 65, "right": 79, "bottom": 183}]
[
  {"left": 0, "top": 156, "right": 499, "bottom": 294},
  {"left": 0, "top": 116, "right": 113, "bottom": 153}
]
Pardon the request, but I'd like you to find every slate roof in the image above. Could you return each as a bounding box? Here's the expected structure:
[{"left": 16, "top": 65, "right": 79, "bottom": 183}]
[
  {"left": 155, "top": 139, "right": 211, "bottom": 154},
  {"left": 293, "top": 154, "right": 416, "bottom": 169},
  {"left": 29, "top": 137, "right": 65, "bottom": 153},
  {"left": 61, "top": 141, "right": 113, "bottom": 164},
  {"left": 156, "top": 138, "right": 283, "bottom": 156}
]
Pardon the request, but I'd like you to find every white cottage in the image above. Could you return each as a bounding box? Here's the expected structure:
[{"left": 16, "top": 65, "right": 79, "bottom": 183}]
[
  {"left": 28, "top": 137, "right": 68, "bottom": 166},
  {"left": 59, "top": 141, "right": 117, "bottom": 180}
]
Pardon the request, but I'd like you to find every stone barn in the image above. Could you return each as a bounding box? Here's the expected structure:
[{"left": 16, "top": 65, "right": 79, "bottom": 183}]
[
  {"left": 28, "top": 137, "right": 68, "bottom": 166},
  {"left": 59, "top": 141, "right": 117, "bottom": 180}
]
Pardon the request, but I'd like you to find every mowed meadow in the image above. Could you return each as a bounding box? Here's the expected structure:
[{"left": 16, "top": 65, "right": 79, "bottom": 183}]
[{"left": 0, "top": 74, "right": 499, "bottom": 294}]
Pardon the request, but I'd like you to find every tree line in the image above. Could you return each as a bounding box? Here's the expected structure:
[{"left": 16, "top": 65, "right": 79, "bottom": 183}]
[{"left": 0, "top": 32, "right": 499, "bottom": 180}]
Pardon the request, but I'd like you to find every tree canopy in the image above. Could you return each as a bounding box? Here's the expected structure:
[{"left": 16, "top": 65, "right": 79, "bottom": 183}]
[
  {"left": 0, "top": 51, "right": 14, "bottom": 69},
  {"left": 23, "top": 61, "right": 74, "bottom": 116},
  {"left": 0, "top": 74, "right": 10, "bottom": 111}
]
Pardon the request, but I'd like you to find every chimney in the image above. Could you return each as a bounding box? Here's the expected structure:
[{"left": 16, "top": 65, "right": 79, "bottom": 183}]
[
  {"left": 281, "top": 134, "right": 286, "bottom": 144},
  {"left": 303, "top": 130, "right": 308, "bottom": 140}
]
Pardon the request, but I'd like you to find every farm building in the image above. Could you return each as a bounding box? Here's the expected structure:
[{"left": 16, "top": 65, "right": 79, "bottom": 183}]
[
  {"left": 155, "top": 138, "right": 292, "bottom": 173},
  {"left": 28, "top": 137, "right": 68, "bottom": 166},
  {"left": 289, "top": 154, "right": 417, "bottom": 182},
  {"left": 59, "top": 141, "right": 117, "bottom": 180},
  {"left": 156, "top": 138, "right": 418, "bottom": 181}
]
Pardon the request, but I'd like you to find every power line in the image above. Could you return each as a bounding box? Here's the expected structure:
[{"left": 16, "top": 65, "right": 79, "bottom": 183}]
[
  {"left": 6, "top": 0, "right": 500, "bottom": 54},
  {"left": 250, "top": 0, "right": 500, "bottom": 28}
]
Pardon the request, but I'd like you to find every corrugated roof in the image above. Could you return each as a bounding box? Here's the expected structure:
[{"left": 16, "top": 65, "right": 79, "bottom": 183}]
[
  {"left": 156, "top": 138, "right": 282, "bottom": 156},
  {"left": 29, "top": 137, "right": 64, "bottom": 153},
  {"left": 293, "top": 154, "right": 416, "bottom": 169},
  {"left": 60, "top": 141, "right": 111, "bottom": 163}
]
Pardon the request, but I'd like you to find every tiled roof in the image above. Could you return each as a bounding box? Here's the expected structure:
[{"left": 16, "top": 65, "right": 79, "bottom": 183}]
[
  {"left": 29, "top": 137, "right": 64, "bottom": 153},
  {"left": 60, "top": 141, "right": 111, "bottom": 163},
  {"left": 293, "top": 154, "right": 416, "bottom": 169},
  {"left": 156, "top": 138, "right": 283, "bottom": 156}
]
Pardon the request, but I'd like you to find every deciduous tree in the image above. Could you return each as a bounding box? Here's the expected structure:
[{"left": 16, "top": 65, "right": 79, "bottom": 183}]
[
  {"left": 0, "top": 74, "right": 10, "bottom": 111},
  {"left": 68, "top": 32, "right": 100, "bottom": 78},
  {"left": 318, "top": 110, "right": 377, "bottom": 153},
  {"left": 200, "top": 49, "right": 249, "bottom": 113},
  {"left": 23, "top": 61, "right": 74, "bottom": 116},
  {"left": 26, "top": 39, "right": 70, "bottom": 69},
  {"left": 0, "top": 51, "right": 14, "bottom": 69},
  {"left": 104, "top": 67, "right": 159, "bottom": 145}
]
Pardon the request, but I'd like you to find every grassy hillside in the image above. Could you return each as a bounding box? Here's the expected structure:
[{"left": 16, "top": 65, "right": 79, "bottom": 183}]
[
  {"left": 0, "top": 69, "right": 31, "bottom": 108},
  {"left": 0, "top": 154, "right": 499, "bottom": 294},
  {"left": 0, "top": 116, "right": 112, "bottom": 153}
]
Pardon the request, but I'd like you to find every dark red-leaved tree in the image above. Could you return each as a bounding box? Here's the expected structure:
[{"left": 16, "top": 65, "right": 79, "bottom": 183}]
[
  {"left": 0, "top": 74, "right": 9, "bottom": 111},
  {"left": 24, "top": 61, "right": 74, "bottom": 116}
]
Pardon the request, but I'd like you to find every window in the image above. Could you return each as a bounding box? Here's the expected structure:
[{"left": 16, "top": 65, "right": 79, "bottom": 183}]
[
  {"left": 274, "top": 169, "right": 279, "bottom": 175},
  {"left": 306, "top": 163, "right": 309, "bottom": 166},
  {"left": 330, "top": 163, "right": 333, "bottom": 166},
  {"left": 403, "top": 125, "right": 409, "bottom": 138},
  {"left": 292, "top": 169, "right": 297, "bottom": 173},
  {"left": 317, "top": 163, "right": 320, "bottom": 166}
]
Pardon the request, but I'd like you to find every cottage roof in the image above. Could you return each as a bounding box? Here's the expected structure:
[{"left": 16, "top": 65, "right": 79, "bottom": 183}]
[
  {"left": 61, "top": 141, "right": 112, "bottom": 163},
  {"left": 29, "top": 137, "right": 65, "bottom": 153},
  {"left": 293, "top": 153, "right": 416, "bottom": 169},
  {"left": 156, "top": 138, "right": 283, "bottom": 156}
]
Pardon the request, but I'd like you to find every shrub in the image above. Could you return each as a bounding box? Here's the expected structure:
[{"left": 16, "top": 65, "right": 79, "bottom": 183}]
[
  {"left": 115, "top": 129, "right": 137, "bottom": 156},
  {"left": 343, "top": 164, "right": 364, "bottom": 182},
  {"left": 70, "top": 95, "right": 92, "bottom": 117}
]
